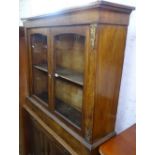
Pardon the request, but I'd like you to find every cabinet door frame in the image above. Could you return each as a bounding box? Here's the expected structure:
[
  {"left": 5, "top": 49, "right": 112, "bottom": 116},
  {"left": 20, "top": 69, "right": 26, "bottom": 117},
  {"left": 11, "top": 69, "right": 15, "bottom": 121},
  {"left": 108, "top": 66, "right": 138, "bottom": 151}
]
[
  {"left": 50, "top": 26, "right": 90, "bottom": 135},
  {"left": 27, "top": 28, "right": 52, "bottom": 109}
]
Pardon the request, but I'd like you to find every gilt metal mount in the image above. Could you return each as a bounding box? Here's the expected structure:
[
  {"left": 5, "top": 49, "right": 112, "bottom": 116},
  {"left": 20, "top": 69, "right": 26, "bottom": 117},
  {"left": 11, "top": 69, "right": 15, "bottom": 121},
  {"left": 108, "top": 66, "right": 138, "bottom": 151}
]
[{"left": 90, "top": 24, "right": 97, "bottom": 49}]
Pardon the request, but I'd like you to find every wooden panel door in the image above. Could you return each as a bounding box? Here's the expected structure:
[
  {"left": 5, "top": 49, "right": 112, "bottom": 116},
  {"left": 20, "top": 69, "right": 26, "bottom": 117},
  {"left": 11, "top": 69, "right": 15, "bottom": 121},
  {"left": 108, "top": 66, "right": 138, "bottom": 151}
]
[{"left": 26, "top": 113, "right": 71, "bottom": 155}]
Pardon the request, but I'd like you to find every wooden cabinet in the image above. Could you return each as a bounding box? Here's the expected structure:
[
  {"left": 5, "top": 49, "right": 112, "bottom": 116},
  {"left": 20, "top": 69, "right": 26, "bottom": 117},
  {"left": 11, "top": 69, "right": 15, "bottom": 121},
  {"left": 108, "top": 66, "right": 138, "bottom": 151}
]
[
  {"left": 21, "top": 1, "right": 135, "bottom": 155},
  {"left": 23, "top": 110, "right": 71, "bottom": 155}
]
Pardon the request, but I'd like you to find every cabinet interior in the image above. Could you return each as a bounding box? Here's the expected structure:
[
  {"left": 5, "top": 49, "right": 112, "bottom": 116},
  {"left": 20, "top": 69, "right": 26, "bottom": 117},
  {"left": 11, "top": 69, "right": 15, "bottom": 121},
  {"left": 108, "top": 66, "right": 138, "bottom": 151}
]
[
  {"left": 54, "top": 33, "right": 85, "bottom": 128},
  {"left": 31, "top": 34, "right": 48, "bottom": 104}
]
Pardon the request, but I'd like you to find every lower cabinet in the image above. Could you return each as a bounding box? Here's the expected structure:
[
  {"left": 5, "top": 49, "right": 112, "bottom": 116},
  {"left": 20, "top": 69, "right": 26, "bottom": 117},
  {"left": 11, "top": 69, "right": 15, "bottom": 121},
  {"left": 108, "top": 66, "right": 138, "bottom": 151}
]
[{"left": 25, "top": 112, "right": 70, "bottom": 155}]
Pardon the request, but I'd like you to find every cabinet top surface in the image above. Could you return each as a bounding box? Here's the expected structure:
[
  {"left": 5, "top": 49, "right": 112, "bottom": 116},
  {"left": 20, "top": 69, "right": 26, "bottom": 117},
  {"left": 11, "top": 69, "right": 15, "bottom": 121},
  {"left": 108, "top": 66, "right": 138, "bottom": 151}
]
[{"left": 22, "top": 1, "right": 135, "bottom": 21}]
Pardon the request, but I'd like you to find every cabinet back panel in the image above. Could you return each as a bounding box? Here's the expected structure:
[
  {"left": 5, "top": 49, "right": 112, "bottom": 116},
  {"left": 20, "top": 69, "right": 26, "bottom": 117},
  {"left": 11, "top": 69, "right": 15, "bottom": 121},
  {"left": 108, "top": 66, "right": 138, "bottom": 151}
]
[
  {"left": 55, "top": 79, "right": 83, "bottom": 111},
  {"left": 55, "top": 34, "right": 85, "bottom": 74},
  {"left": 33, "top": 69, "right": 48, "bottom": 96}
]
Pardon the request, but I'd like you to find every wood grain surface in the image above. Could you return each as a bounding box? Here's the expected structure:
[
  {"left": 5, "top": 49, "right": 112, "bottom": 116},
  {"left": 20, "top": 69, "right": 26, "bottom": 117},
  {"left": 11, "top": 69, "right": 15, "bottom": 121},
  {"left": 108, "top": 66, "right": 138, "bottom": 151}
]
[{"left": 99, "top": 124, "right": 136, "bottom": 155}]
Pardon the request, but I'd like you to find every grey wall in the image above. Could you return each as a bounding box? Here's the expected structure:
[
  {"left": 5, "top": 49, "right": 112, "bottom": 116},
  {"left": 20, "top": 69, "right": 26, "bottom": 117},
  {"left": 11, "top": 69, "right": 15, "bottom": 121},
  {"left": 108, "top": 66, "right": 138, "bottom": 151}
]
[
  {"left": 115, "top": 10, "right": 136, "bottom": 133},
  {"left": 19, "top": 0, "right": 136, "bottom": 134}
]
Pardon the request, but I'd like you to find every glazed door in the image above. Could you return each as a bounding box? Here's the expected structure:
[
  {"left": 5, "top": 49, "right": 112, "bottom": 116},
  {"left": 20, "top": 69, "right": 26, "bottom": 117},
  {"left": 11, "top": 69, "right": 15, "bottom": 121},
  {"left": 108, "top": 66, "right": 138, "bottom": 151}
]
[
  {"left": 28, "top": 28, "right": 50, "bottom": 108},
  {"left": 50, "top": 26, "right": 89, "bottom": 131}
]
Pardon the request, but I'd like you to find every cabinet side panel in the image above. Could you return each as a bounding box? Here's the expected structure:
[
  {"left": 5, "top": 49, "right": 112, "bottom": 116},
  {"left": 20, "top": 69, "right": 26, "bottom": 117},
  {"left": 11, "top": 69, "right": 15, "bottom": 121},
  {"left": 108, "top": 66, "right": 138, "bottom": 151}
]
[
  {"left": 93, "top": 25, "right": 127, "bottom": 141},
  {"left": 19, "top": 27, "right": 29, "bottom": 155},
  {"left": 19, "top": 27, "right": 28, "bottom": 106}
]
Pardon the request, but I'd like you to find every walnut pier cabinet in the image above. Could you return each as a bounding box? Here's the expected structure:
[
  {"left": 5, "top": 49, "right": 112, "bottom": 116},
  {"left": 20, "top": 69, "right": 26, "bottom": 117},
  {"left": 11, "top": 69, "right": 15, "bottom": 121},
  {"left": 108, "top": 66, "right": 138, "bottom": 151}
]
[{"left": 21, "top": 1, "right": 135, "bottom": 155}]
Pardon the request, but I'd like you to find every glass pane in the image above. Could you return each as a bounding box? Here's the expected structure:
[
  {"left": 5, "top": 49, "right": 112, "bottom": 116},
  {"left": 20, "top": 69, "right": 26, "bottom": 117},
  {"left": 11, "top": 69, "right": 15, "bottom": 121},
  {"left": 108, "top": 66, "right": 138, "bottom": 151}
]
[
  {"left": 31, "top": 33, "right": 48, "bottom": 103},
  {"left": 55, "top": 79, "right": 82, "bottom": 127},
  {"left": 55, "top": 34, "right": 85, "bottom": 74},
  {"left": 33, "top": 68, "right": 48, "bottom": 103},
  {"left": 31, "top": 34, "right": 48, "bottom": 71},
  {"left": 54, "top": 33, "right": 85, "bottom": 127}
]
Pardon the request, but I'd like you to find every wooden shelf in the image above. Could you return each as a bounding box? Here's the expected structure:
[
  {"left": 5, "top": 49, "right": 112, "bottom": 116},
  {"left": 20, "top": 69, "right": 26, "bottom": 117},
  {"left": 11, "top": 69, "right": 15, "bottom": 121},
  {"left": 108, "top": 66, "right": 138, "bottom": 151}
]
[
  {"left": 55, "top": 98, "right": 81, "bottom": 128},
  {"left": 33, "top": 64, "right": 48, "bottom": 72},
  {"left": 55, "top": 67, "right": 83, "bottom": 86}
]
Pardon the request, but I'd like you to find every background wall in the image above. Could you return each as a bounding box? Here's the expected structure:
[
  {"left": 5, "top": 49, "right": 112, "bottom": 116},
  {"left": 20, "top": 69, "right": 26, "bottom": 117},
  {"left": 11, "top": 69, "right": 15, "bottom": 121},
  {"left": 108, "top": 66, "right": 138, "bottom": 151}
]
[{"left": 19, "top": 0, "right": 136, "bottom": 134}]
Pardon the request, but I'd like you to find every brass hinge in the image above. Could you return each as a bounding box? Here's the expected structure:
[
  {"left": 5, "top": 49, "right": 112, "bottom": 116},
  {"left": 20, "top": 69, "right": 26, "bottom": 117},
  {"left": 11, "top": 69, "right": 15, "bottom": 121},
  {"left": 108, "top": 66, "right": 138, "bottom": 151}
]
[{"left": 90, "top": 24, "right": 97, "bottom": 49}]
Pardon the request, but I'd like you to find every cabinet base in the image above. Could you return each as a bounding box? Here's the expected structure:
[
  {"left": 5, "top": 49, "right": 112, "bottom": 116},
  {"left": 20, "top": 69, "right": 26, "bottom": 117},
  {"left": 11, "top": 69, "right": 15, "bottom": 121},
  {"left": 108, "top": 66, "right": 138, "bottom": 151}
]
[{"left": 23, "top": 100, "right": 115, "bottom": 155}]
